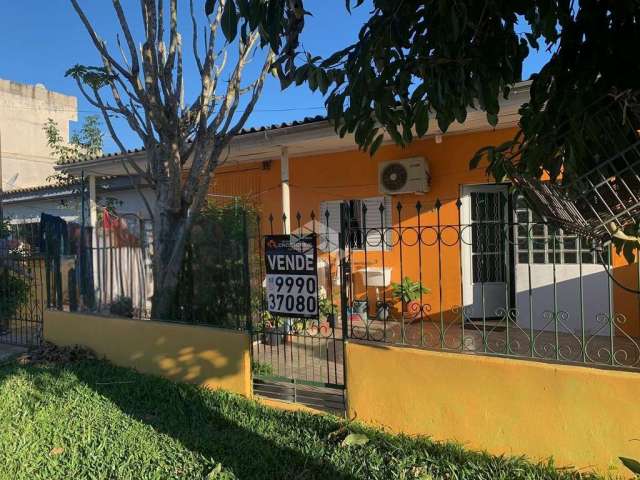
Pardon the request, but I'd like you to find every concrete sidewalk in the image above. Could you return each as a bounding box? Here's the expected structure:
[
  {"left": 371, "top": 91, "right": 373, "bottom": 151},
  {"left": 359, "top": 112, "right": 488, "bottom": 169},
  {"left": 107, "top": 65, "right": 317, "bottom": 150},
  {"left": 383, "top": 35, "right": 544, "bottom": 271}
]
[{"left": 0, "top": 344, "right": 26, "bottom": 361}]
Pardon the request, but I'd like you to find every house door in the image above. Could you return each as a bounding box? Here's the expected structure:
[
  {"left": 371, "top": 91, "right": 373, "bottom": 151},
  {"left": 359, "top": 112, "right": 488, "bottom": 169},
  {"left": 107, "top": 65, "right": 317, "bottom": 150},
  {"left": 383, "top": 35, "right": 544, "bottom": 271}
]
[{"left": 461, "top": 184, "right": 512, "bottom": 321}]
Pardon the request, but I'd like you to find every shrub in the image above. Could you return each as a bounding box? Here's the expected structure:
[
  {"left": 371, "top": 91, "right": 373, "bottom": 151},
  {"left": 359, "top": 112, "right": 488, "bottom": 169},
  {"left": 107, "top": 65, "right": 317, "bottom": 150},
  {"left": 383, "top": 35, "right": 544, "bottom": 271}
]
[
  {"left": 251, "top": 361, "right": 274, "bottom": 376},
  {"left": 109, "top": 296, "right": 134, "bottom": 318},
  {"left": 0, "top": 269, "right": 29, "bottom": 321}
]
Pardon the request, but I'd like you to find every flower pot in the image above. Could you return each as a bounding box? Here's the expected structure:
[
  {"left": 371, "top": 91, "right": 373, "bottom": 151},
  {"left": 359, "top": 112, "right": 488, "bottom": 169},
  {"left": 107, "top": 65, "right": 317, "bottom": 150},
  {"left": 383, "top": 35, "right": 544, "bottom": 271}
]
[
  {"left": 376, "top": 302, "right": 390, "bottom": 321},
  {"left": 404, "top": 300, "right": 422, "bottom": 321}
]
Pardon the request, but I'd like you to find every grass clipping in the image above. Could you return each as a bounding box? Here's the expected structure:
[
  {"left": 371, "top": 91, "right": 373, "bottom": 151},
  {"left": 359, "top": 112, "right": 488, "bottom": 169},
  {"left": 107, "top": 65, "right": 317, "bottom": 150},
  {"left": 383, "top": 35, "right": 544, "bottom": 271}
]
[{"left": 16, "top": 342, "right": 97, "bottom": 366}]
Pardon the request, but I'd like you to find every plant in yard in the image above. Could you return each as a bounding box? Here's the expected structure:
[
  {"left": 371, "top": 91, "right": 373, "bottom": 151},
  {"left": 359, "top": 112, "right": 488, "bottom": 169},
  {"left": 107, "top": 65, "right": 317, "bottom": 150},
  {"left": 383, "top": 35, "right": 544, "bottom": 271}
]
[
  {"left": 67, "top": 0, "right": 299, "bottom": 320},
  {"left": 175, "top": 200, "right": 255, "bottom": 327},
  {"left": 391, "top": 277, "right": 429, "bottom": 304},
  {"left": 621, "top": 456, "right": 640, "bottom": 477},
  {"left": 392, "top": 277, "right": 429, "bottom": 321},
  {"left": 0, "top": 219, "right": 10, "bottom": 240},
  {"left": 109, "top": 295, "right": 134, "bottom": 319},
  {"left": 318, "top": 286, "right": 337, "bottom": 322},
  {"left": 0, "top": 269, "right": 29, "bottom": 322},
  {"left": 254, "top": 2, "right": 640, "bottom": 247},
  {"left": 251, "top": 361, "right": 274, "bottom": 377}
]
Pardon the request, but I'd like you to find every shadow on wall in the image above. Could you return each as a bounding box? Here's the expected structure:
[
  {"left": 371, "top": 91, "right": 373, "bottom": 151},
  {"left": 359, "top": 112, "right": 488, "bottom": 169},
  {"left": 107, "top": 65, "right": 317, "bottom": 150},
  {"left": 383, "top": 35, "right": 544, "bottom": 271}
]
[{"left": 43, "top": 310, "right": 251, "bottom": 396}]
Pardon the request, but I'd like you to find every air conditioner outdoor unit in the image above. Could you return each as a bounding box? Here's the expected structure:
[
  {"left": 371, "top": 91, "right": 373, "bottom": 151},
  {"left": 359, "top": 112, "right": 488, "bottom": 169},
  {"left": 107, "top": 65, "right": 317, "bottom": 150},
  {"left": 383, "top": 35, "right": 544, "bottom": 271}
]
[{"left": 378, "top": 157, "right": 430, "bottom": 195}]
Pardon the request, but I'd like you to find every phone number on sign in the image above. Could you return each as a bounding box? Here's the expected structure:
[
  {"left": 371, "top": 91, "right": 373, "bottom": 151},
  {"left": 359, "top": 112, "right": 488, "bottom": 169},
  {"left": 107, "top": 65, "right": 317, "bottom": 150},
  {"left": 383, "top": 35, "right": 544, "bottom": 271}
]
[{"left": 266, "top": 274, "right": 318, "bottom": 316}]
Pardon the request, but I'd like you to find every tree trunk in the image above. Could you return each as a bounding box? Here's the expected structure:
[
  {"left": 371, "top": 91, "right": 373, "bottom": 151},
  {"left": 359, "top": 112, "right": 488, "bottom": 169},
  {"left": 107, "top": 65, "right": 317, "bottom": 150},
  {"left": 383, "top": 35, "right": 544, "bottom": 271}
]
[
  {"left": 149, "top": 157, "right": 192, "bottom": 320},
  {"left": 150, "top": 210, "right": 189, "bottom": 320}
]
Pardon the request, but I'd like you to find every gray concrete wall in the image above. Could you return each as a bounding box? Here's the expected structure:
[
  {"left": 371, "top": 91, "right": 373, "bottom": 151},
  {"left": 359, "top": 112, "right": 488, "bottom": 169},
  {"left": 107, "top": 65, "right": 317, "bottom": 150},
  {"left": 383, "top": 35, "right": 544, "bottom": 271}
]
[{"left": 0, "top": 79, "right": 77, "bottom": 189}]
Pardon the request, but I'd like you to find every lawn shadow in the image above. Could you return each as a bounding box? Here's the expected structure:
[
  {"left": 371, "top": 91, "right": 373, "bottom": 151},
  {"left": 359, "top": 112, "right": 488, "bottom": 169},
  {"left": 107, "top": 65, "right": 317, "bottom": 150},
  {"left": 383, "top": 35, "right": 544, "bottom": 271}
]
[{"left": 16, "top": 360, "right": 356, "bottom": 480}]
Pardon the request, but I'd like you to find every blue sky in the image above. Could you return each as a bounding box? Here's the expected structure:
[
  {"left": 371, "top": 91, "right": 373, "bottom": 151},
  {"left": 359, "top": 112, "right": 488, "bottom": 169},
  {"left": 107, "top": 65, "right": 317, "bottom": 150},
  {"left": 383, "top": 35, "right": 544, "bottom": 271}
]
[{"left": 0, "top": 2, "right": 550, "bottom": 153}]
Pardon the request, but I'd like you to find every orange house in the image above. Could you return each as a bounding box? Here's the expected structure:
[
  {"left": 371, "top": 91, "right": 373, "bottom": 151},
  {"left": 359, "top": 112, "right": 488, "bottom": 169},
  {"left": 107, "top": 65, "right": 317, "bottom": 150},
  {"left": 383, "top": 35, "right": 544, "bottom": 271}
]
[
  {"left": 206, "top": 84, "right": 638, "bottom": 347},
  {"left": 60, "top": 81, "right": 640, "bottom": 367}
]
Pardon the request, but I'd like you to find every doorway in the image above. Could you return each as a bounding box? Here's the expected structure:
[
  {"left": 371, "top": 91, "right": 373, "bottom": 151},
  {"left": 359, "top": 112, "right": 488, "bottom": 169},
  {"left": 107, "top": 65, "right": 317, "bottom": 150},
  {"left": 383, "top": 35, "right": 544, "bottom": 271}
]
[{"left": 460, "top": 184, "right": 512, "bottom": 321}]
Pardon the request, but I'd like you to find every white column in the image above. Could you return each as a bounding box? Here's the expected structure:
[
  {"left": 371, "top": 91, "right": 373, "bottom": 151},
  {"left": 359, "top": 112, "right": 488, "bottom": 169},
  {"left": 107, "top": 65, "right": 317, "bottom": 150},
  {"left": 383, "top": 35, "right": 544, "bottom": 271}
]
[
  {"left": 88, "top": 174, "right": 98, "bottom": 228},
  {"left": 280, "top": 146, "right": 291, "bottom": 234}
]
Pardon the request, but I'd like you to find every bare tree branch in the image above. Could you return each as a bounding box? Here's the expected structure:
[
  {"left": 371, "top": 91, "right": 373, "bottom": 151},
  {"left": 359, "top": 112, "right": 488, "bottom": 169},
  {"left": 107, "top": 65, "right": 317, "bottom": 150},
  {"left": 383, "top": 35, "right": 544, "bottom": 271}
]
[
  {"left": 69, "top": 0, "right": 284, "bottom": 318},
  {"left": 69, "top": 0, "right": 134, "bottom": 82},
  {"left": 189, "top": 0, "right": 204, "bottom": 75}
]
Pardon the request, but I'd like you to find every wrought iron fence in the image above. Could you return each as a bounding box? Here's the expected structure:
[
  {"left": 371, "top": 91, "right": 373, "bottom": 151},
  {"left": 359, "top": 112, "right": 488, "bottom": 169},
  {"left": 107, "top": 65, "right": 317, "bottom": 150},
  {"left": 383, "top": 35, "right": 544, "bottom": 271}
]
[
  {"left": 254, "top": 192, "right": 640, "bottom": 373},
  {"left": 0, "top": 252, "right": 44, "bottom": 346},
  {"left": 339, "top": 195, "right": 640, "bottom": 371},
  {"left": 38, "top": 202, "right": 253, "bottom": 330},
  {"left": 248, "top": 211, "right": 346, "bottom": 411}
]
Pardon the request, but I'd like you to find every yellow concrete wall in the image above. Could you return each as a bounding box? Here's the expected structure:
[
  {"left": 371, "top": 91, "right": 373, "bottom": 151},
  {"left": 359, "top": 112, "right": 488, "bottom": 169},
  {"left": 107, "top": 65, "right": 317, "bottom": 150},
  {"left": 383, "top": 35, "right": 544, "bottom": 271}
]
[
  {"left": 44, "top": 310, "right": 252, "bottom": 397},
  {"left": 346, "top": 341, "right": 640, "bottom": 475}
]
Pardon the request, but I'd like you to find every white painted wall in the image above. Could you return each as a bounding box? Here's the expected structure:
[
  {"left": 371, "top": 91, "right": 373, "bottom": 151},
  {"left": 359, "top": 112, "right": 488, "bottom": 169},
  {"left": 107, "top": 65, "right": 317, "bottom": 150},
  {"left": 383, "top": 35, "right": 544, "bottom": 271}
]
[
  {"left": 514, "top": 263, "right": 611, "bottom": 336},
  {"left": 4, "top": 187, "right": 154, "bottom": 225}
]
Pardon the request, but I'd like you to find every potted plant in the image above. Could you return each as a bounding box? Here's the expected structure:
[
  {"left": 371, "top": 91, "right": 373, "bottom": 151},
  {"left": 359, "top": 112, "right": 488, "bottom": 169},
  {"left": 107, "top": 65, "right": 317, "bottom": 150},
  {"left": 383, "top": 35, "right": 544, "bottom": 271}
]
[
  {"left": 391, "top": 277, "right": 429, "bottom": 321},
  {"left": 318, "top": 289, "right": 338, "bottom": 329},
  {"left": 261, "top": 310, "right": 286, "bottom": 346}
]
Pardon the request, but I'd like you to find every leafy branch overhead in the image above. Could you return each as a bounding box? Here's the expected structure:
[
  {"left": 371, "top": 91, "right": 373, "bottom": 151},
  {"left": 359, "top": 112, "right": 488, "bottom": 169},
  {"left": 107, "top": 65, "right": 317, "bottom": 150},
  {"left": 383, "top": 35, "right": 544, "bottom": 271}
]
[{"left": 248, "top": 1, "right": 639, "bottom": 175}]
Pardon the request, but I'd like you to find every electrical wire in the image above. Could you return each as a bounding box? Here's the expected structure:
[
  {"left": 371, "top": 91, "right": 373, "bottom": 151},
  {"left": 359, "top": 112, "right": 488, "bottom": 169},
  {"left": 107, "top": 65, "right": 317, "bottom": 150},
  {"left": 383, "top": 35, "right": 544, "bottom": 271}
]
[{"left": 0, "top": 104, "right": 326, "bottom": 114}]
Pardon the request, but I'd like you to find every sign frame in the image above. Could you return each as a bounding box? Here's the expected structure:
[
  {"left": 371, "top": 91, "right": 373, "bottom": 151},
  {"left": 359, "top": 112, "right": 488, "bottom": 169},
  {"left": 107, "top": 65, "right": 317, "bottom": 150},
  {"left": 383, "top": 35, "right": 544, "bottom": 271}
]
[{"left": 264, "top": 233, "right": 319, "bottom": 319}]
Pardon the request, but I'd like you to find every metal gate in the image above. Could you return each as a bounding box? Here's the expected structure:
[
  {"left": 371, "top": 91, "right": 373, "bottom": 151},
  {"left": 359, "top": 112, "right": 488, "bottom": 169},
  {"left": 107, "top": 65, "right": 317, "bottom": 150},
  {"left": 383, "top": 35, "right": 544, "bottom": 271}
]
[
  {"left": 250, "top": 210, "right": 347, "bottom": 413},
  {"left": 0, "top": 254, "right": 44, "bottom": 347}
]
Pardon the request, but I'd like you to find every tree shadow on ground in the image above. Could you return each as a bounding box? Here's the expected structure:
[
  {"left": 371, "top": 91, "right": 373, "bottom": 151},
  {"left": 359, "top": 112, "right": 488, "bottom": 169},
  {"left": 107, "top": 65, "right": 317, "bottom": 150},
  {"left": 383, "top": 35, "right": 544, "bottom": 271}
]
[{"left": 9, "top": 360, "right": 357, "bottom": 480}]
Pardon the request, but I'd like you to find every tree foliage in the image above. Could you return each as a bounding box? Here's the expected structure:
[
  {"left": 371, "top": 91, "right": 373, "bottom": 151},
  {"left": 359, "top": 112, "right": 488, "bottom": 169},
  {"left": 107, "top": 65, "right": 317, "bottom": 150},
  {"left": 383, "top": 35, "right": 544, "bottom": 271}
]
[
  {"left": 253, "top": 1, "right": 640, "bottom": 180},
  {"left": 44, "top": 115, "right": 103, "bottom": 187}
]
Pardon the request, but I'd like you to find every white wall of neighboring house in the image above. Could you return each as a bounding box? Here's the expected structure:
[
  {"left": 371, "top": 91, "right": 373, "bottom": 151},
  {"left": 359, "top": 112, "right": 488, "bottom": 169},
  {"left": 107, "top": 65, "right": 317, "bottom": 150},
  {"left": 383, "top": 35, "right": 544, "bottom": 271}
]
[
  {"left": 0, "top": 78, "right": 77, "bottom": 190},
  {"left": 3, "top": 183, "right": 154, "bottom": 226}
]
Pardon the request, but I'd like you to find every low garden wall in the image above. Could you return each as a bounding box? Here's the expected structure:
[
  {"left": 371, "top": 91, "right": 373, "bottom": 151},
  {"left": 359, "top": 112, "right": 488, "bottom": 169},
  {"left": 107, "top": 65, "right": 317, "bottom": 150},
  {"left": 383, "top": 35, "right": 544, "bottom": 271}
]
[
  {"left": 345, "top": 340, "right": 640, "bottom": 475},
  {"left": 44, "top": 310, "right": 252, "bottom": 397}
]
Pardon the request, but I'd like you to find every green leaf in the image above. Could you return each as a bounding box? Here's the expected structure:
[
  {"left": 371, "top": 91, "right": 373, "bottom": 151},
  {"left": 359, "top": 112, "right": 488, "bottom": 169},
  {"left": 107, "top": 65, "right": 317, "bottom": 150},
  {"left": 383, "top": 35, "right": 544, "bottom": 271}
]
[
  {"left": 370, "top": 134, "right": 384, "bottom": 156},
  {"left": 487, "top": 112, "right": 499, "bottom": 127},
  {"left": 342, "top": 433, "right": 369, "bottom": 447},
  {"left": 414, "top": 103, "right": 429, "bottom": 137},
  {"left": 470, "top": 146, "right": 493, "bottom": 170},
  {"left": 622, "top": 242, "right": 637, "bottom": 264},
  {"left": 205, "top": 0, "right": 216, "bottom": 16},
  {"left": 620, "top": 457, "right": 640, "bottom": 474},
  {"left": 221, "top": 0, "right": 238, "bottom": 43}
]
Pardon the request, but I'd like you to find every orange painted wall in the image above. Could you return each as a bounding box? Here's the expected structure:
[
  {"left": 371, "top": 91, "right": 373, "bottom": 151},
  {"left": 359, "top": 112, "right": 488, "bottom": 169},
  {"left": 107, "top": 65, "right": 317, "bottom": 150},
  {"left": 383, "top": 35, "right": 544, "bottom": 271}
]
[
  {"left": 207, "top": 129, "right": 639, "bottom": 334},
  {"left": 210, "top": 129, "right": 514, "bottom": 321}
]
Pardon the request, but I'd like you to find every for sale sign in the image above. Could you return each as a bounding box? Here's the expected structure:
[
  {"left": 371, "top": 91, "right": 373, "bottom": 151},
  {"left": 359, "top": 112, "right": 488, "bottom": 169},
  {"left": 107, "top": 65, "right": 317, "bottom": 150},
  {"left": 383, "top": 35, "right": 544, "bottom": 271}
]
[{"left": 265, "top": 234, "right": 318, "bottom": 318}]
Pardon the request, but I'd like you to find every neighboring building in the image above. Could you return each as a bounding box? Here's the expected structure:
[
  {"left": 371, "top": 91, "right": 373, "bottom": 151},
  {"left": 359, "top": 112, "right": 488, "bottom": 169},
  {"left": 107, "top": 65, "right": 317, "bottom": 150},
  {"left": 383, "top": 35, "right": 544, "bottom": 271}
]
[
  {"left": 2, "top": 177, "right": 153, "bottom": 246},
  {"left": 0, "top": 79, "right": 77, "bottom": 190}
]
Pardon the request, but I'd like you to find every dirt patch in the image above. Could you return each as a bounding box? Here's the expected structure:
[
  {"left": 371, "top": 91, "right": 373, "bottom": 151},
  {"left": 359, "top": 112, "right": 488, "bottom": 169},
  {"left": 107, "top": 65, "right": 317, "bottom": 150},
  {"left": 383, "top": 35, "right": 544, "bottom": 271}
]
[{"left": 17, "top": 342, "right": 97, "bottom": 366}]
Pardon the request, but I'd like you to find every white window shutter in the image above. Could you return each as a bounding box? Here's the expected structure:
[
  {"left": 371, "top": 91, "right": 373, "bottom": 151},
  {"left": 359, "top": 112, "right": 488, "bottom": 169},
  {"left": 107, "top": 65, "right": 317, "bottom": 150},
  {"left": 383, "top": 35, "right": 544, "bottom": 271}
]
[
  {"left": 318, "top": 200, "right": 342, "bottom": 252},
  {"left": 362, "top": 196, "right": 392, "bottom": 250}
]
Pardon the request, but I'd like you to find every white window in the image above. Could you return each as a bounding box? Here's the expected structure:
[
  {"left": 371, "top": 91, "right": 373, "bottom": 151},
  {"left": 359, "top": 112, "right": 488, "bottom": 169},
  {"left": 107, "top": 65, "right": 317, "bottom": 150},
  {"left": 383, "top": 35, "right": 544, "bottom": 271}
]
[
  {"left": 515, "top": 196, "right": 606, "bottom": 265},
  {"left": 318, "top": 196, "right": 392, "bottom": 251}
]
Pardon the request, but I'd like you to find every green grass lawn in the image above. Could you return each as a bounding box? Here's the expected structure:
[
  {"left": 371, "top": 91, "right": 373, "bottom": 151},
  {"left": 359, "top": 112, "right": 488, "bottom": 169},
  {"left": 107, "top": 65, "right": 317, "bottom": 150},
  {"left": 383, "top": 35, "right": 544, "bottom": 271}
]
[{"left": 0, "top": 358, "right": 604, "bottom": 480}]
